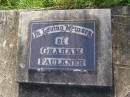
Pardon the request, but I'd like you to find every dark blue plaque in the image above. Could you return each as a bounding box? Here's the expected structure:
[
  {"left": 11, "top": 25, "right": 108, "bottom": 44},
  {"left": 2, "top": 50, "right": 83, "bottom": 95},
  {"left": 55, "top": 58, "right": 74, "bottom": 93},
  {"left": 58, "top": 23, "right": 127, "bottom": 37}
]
[{"left": 28, "top": 21, "right": 95, "bottom": 71}]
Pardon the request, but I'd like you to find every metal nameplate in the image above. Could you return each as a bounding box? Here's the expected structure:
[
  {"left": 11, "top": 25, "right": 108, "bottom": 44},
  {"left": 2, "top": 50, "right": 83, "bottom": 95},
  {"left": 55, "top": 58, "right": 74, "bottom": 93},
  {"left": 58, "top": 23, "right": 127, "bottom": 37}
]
[{"left": 28, "top": 21, "right": 96, "bottom": 72}]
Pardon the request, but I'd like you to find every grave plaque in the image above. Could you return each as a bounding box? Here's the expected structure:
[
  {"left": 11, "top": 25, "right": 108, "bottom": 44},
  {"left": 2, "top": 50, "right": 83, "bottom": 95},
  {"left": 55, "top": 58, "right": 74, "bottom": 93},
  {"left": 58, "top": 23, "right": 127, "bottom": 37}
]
[
  {"left": 17, "top": 9, "right": 112, "bottom": 87},
  {"left": 29, "top": 21, "right": 95, "bottom": 72}
]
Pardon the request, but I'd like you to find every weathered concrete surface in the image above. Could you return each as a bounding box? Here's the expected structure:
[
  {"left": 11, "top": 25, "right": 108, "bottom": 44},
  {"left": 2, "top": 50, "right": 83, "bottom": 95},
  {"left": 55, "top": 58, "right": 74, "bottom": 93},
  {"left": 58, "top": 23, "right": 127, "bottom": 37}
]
[
  {"left": 0, "top": 11, "right": 19, "bottom": 97},
  {"left": 0, "top": 7, "right": 129, "bottom": 97},
  {"left": 17, "top": 9, "right": 112, "bottom": 87},
  {"left": 17, "top": 9, "right": 113, "bottom": 97},
  {"left": 112, "top": 6, "right": 130, "bottom": 97}
]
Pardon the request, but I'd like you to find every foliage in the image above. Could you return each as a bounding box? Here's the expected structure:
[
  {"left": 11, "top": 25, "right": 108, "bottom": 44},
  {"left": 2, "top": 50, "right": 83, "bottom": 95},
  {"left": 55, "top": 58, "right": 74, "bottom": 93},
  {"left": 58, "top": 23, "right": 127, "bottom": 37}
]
[
  {"left": 128, "top": 0, "right": 130, "bottom": 5},
  {"left": 0, "top": 0, "right": 129, "bottom": 9},
  {"left": 94, "top": 0, "right": 122, "bottom": 7},
  {"left": 53, "top": 0, "right": 75, "bottom": 8},
  {"left": 17, "top": 0, "right": 43, "bottom": 9},
  {"left": 74, "top": 0, "right": 95, "bottom": 8}
]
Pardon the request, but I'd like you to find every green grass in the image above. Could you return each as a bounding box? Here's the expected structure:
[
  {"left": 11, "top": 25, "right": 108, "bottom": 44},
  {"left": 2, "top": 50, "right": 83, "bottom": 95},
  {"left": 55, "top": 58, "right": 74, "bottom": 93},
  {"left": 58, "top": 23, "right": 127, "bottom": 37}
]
[
  {"left": 17, "top": 0, "right": 43, "bottom": 9},
  {"left": 0, "top": 0, "right": 129, "bottom": 9}
]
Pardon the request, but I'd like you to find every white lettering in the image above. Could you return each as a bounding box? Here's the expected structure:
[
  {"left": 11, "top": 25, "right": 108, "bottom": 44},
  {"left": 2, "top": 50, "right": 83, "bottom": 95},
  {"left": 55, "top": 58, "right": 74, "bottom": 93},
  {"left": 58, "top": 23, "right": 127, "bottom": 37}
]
[
  {"left": 32, "top": 24, "right": 94, "bottom": 39},
  {"left": 37, "top": 58, "right": 86, "bottom": 66},
  {"left": 40, "top": 47, "right": 84, "bottom": 55}
]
